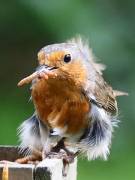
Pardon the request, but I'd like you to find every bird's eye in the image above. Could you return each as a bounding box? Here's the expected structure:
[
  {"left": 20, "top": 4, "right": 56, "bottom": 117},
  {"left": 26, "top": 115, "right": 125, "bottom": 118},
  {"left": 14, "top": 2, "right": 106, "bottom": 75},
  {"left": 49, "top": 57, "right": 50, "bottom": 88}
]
[{"left": 63, "top": 54, "right": 71, "bottom": 63}]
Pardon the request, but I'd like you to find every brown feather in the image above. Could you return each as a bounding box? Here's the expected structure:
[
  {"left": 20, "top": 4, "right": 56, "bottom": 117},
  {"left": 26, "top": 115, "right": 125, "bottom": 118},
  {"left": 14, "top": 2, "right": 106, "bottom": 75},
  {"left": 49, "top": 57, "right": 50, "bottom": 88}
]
[{"left": 32, "top": 77, "right": 90, "bottom": 134}]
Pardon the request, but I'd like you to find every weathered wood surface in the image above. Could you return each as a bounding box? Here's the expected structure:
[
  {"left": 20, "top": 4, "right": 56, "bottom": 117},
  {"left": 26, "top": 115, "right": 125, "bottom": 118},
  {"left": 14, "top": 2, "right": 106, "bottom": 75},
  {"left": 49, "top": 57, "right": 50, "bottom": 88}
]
[
  {"left": 0, "top": 146, "right": 77, "bottom": 180},
  {"left": 0, "top": 146, "right": 21, "bottom": 161},
  {"left": 0, "top": 164, "right": 34, "bottom": 180}
]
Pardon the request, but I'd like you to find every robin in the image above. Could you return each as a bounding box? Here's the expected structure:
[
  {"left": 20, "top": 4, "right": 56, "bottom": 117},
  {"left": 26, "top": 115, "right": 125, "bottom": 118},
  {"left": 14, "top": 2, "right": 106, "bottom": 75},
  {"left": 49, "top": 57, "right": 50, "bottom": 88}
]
[{"left": 16, "top": 37, "right": 127, "bottom": 165}]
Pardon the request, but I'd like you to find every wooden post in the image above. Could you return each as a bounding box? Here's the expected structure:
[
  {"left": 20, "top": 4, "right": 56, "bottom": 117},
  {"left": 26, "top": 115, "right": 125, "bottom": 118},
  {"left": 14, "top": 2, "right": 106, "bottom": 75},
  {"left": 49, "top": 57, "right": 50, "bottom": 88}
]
[{"left": 0, "top": 146, "right": 77, "bottom": 180}]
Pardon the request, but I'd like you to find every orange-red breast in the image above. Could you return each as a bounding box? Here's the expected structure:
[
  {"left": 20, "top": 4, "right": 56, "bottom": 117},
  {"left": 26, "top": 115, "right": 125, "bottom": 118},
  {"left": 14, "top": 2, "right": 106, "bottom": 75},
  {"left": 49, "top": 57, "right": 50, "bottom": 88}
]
[{"left": 18, "top": 37, "right": 127, "bottom": 161}]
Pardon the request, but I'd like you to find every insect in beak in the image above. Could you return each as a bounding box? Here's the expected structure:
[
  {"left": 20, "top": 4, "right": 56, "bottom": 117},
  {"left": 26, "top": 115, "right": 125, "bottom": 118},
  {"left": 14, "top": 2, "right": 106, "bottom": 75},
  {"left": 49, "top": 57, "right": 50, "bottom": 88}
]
[{"left": 17, "top": 65, "right": 58, "bottom": 87}]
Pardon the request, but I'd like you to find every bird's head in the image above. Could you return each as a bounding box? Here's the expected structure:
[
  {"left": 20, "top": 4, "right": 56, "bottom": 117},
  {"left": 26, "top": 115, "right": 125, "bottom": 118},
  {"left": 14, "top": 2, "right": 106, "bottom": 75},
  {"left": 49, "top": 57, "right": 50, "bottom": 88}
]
[{"left": 37, "top": 38, "right": 96, "bottom": 88}]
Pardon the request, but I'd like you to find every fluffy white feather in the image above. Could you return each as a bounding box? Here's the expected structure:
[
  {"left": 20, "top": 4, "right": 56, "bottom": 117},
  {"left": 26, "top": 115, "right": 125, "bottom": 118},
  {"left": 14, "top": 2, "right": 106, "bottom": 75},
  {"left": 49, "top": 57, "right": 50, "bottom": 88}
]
[
  {"left": 80, "top": 104, "right": 118, "bottom": 160},
  {"left": 18, "top": 118, "right": 42, "bottom": 154}
]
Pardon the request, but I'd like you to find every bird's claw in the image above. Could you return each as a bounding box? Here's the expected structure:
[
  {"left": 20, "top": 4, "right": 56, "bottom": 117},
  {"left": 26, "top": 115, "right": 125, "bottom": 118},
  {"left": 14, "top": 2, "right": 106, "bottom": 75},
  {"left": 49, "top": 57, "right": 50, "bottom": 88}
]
[{"left": 45, "top": 151, "right": 75, "bottom": 163}]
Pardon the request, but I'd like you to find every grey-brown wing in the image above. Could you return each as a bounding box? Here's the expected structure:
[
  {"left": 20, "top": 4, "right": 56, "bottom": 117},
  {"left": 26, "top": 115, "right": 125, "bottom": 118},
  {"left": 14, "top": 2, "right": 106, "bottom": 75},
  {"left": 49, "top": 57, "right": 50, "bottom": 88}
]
[
  {"left": 95, "top": 78, "right": 117, "bottom": 114},
  {"left": 86, "top": 73, "right": 118, "bottom": 114}
]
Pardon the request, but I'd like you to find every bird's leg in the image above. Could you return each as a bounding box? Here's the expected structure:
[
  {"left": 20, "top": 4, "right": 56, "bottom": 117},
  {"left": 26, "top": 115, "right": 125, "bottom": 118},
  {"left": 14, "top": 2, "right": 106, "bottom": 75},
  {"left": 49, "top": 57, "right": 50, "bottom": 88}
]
[
  {"left": 46, "top": 138, "right": 66, "bottom": 158},
  {"left": 47, "top": 138, "right": 79, "bottom": 163},
  {"left": 51, "top": 138, "right": 79, "bottom": 163},
  {"left": 51, "top": 138, "right": 65, "bottom": 153}
]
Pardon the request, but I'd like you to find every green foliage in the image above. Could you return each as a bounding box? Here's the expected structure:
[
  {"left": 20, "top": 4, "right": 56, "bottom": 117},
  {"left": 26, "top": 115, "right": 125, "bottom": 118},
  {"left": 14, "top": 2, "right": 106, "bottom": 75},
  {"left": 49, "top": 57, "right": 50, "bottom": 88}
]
[{"left": 0, "top": 0, "right": 134, "bottom": 179}]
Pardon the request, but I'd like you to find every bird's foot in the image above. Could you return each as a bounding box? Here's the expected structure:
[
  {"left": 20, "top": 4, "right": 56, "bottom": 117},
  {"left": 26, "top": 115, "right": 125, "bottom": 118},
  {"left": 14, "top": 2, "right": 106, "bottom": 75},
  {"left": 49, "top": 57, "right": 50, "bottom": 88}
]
[
  {"left": 44, "top": 150, "right": 76, "bottom": 163},
  {"left": 45, "top": 151, "right": 66, "bottom": 159}
]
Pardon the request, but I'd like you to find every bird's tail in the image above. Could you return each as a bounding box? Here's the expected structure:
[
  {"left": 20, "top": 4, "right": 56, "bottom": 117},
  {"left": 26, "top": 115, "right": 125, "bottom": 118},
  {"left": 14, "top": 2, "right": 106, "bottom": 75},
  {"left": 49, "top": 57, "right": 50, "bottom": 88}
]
[{"left": 113, "top": 90, "right": 128, "bottom": 97}]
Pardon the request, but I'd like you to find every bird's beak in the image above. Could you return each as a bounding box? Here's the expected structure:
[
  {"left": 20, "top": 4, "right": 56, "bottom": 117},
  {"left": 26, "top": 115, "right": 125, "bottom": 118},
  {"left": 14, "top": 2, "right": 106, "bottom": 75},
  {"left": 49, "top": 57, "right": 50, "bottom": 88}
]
[
  {"left": 18, "top": 51, "right": 59, "bottom": 87},
  {"left": 37, "top": 64, "right": 58, "bottom": 73}
]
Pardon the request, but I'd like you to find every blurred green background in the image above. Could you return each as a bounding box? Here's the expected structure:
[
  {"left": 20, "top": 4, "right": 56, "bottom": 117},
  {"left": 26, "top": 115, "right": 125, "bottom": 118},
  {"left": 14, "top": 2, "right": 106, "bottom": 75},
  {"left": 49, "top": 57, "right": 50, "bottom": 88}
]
[{"left": 0, "top": 0, "right": 134, "bottom": 179}]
